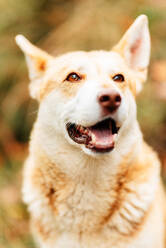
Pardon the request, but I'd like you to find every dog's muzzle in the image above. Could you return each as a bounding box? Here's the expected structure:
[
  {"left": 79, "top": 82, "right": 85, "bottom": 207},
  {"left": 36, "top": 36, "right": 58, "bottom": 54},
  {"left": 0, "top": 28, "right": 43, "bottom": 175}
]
[{"left": 66, "top": 118, "right": 120, "bottom": 153}]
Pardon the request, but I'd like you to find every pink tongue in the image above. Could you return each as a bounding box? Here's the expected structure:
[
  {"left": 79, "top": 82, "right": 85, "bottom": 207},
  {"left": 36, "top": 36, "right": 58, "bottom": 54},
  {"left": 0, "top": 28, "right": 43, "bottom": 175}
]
[{"left": 89, "top": 128, "right": 114, "bottom": 149}]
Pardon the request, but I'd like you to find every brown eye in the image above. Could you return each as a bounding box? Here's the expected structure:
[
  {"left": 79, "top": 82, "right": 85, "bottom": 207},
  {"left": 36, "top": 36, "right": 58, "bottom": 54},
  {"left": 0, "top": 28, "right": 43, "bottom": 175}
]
[
  {"left": 112, "top": 74, "right": 125, "bottom": 82},
  {"left": 66, "top": 72, "right": 81, "bottom": 82}
]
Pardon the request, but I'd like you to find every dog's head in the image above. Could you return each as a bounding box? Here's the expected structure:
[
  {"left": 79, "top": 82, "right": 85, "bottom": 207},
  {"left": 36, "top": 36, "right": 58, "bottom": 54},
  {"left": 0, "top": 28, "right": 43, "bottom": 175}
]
[{"left": 16, "top": 15, "right": 150, "bottom": 156}]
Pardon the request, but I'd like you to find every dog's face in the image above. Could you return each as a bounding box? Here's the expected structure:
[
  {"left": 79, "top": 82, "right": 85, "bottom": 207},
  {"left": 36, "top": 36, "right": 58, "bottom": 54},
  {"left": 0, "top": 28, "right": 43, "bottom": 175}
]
[
  {"left": 16, "top": 15, "right": 150, "bottom": 156},
  {"left": 35, "top": 51, "right": 138, "bottom": 156}
]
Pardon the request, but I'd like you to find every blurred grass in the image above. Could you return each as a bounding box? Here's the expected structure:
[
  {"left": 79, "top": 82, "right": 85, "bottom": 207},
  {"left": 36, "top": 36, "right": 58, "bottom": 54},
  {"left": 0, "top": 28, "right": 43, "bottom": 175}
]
[{"left": 0, "top": 0, "right": 166, "bottom": 247}]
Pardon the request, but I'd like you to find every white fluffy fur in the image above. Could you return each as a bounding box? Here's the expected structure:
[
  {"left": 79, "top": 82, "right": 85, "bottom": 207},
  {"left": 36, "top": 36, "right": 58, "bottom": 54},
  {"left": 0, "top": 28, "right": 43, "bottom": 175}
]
[{"left": 16, "top": 15, "right": 166, "bottom": 248}]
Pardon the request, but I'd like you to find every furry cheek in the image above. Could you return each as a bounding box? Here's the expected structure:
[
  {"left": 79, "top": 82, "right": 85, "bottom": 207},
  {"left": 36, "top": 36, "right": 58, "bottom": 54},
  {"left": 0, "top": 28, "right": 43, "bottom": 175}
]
[{"left": 58, "top": 81, "right": 85, "bottom": 99}]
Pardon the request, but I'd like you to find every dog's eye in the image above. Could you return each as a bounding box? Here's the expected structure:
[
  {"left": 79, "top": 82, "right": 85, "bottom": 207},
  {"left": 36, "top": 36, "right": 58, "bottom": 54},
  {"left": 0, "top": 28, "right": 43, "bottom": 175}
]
[
  {"left": 66, "top": 72, "right": 81, "bottom": 82},
  {"left": 112, "top": 74, "right": 125, "bottom": 82}
]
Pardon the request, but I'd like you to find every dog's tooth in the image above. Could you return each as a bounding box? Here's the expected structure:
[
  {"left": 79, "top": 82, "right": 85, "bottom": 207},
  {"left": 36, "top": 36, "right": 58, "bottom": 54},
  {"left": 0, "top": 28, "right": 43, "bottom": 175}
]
[
  {"left": 84, "top": 129, "right": 88, "bottom": 134},
  {"left": 91, "top": 133, "right": 96, "bottom": 142},
  {"left": 113, "top": 133, "right": 118, "bottom": 141}
]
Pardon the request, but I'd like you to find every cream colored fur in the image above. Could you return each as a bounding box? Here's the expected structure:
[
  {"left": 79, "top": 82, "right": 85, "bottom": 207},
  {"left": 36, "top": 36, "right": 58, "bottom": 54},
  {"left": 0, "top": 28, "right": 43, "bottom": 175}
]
[{"left": 16, "top": 15, "right": 166, "bottom": 248}]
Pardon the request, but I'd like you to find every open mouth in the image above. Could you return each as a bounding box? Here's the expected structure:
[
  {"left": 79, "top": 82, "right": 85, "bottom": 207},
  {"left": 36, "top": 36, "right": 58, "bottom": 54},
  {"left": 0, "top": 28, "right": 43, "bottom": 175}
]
[{"left": 66, "top": 118, "right": 120, "bottom": 153}]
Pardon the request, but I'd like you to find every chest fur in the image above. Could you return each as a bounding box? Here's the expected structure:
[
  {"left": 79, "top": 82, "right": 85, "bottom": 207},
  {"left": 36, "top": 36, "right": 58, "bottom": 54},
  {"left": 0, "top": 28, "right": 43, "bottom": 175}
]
[{"left": 27, "top": 156, "right": 157, "bottom": 238}]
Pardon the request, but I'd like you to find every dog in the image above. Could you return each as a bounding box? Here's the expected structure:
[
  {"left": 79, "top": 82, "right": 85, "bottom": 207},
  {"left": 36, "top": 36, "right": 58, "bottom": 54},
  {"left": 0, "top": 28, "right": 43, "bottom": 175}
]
[{"left": 15, "top": 15, "right": 166, "bottom": 248}]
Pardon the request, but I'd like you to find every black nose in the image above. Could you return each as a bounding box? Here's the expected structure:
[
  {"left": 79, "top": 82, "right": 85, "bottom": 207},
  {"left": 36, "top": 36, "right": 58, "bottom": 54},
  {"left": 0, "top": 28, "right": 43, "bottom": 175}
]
[{"left": 98, "top": 90, "right": 121, "bottom": 113}]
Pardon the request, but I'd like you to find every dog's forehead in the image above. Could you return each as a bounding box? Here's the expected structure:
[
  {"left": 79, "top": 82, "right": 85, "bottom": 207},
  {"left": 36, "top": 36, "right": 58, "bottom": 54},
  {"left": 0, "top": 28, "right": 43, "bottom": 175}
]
[
  {"left": 89, "top": 51, "right": 124, "bottom": 65},
  {"left": 53, "top": 51, "right": 125, "bottom": 73}
]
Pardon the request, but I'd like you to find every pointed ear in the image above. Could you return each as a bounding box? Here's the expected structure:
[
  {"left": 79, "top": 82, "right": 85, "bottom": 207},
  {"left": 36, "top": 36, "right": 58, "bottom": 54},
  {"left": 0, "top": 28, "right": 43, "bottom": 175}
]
[
  {"left": 15, "top": 35, "right": 53, "bottom": 81},
  {"left": 113, "top": 15, "right": 150, "bottom": 84},
  {"left": 15, "top": 35, "right": 53, "bottom": 99}
]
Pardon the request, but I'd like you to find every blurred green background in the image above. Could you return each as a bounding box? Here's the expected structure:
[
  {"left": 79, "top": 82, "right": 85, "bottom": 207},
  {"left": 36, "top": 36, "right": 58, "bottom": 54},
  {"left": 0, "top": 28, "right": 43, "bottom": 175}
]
[{"left": 0, "top": 0, "right": 166, "bottom": 247}]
